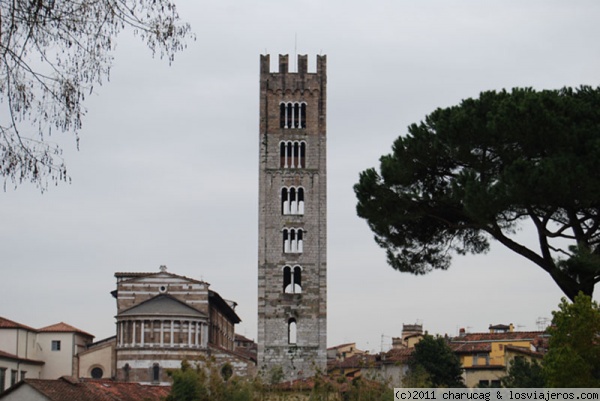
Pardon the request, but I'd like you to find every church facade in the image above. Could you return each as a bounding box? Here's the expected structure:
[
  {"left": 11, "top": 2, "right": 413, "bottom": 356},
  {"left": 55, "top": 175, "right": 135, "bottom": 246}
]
[{"left": 78, "top": 266, "right": 255, "bottom": 384}]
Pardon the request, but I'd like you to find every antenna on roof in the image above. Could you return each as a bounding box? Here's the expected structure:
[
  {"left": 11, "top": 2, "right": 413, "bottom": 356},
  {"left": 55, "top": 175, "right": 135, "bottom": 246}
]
[{"left": 536, "top": 317, "right": 550, "bottom": 331}]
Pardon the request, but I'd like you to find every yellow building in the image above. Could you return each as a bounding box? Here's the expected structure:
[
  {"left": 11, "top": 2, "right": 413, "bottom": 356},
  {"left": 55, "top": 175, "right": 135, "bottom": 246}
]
[{"left": 451, "top": 324, "right": 547, "bottom": 387}]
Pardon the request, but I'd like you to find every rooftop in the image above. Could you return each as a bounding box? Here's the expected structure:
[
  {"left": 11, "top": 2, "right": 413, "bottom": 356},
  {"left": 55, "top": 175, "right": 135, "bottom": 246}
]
[
  {"left": 0, "top": 377, "right": 170, "bottom": 401},
  {"left": 38, "top": 322, "right": 94, "bottom": 338},
  {"left": 0, "top": 316, "right": 37, "bottom": 331}
]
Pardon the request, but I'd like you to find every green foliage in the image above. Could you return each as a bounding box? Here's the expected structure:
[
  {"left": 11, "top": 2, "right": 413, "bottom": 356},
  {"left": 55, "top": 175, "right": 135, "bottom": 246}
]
[
  {"left": 268, "top": 365, "right": 284, "bottom": 385},
  {"left": 221, "top": 363, "right": 233, "bottom": 382},
  {"left": 354, "top": 86, "right": 600, "bottom": 300},
  {"left": 309, "top": 370, "right": 335, "bottom": 401},
  {"left": 342, "top": 376, "right": 393, "bottom": 401},
  {"left": 501, "top": 357, "right": 544, "bottom": 388},
  {"left": 167, "top": 360, "right": 396, "bottom": 401},
  {"left": 166, "top": 360, "right": 207, "bottom": 401},
  {"left": 543, "top": 293, "right": 600, "bottom": 387},
  {"left": 166, "top": 358, "right": 253, "bottom": 401},
  {"left": 0, "top": 0, "right": 194, "bottom": 190},
  {"left": 401, "top": 364, "right": 432, "bottom": 388},
  {"left": 406, "top": 335, "right": 464, "bottom": 388}
]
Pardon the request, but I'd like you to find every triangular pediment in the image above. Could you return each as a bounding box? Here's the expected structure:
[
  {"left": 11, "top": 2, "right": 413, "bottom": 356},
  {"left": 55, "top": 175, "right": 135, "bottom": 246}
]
[
  {"left": 115, "top": 271, "right": 209, "bottom": 287},
  {"left": 118, "top": 294, "right": 207, "bottom": 319}
]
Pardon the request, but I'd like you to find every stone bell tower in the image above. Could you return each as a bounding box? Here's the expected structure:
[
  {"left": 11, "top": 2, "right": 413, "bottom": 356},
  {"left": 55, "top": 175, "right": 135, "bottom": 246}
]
[{"left": 257, "top": 54, "right": 327, "bottom": 381}]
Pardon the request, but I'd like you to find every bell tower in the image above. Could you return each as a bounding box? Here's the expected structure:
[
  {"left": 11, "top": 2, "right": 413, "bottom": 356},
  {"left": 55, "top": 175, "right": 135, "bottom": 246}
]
[{"left": 257, "top": 54, "right": 327, "bottom": 380}]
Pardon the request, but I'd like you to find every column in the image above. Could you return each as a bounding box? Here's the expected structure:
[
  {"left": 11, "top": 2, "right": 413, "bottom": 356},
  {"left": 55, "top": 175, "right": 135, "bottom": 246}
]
[
  {"left": 195, "top": 321, "right": 199, "bottom": 347},
  {"left": 188, "top": 321, "right": 192, "bottom": 347},
  {"left": 293, "top": 103, "right": 300, "bottom": 128},
  {"left": 140, "top": 320, "right": 145, "bottom": 347},
  {"left": 202, "top": 323, "right": 209, "bottom": 348},
  {"left": 179, "top": 320, "right": 185, "bottom": 348},
  {"left": 160, "top": 320, "right": 164, "bottom": 347},
  {"left": 119, "top": 322, "right": 123, "bottom": 347},
  {"left": 132, "top": 321, "right": 136, "bottom": 347},
  {"left": 170, "top": 320, "right": 174, "bottom": 347}
]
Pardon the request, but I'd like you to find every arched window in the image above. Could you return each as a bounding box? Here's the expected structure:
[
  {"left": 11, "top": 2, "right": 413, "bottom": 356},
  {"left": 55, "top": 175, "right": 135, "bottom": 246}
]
[
  {"left": 287, "top": 103, "right": 293, "bottom": 128},
  {"left": 280, "top": 141, "right": 307, "bottom": 169},
  {"left": 280, "top": 102, "right": 307, "bottom": 129},
  {"left": 281, "top": 187, "right": 305, "bottom": 215},
  {"left": 288, "top": 318, "right": 297, "bottom": 344},
  {"left": 283, "top": 228, "right": 304, "bottom": 253},
  {"left": 152, "top": 363, "right": 160, "bottom": 383},
  {"left": 301, "top": 103, "right": 307, "bottom": 128},
  {"left": 123, "top": 363, "right": 130, "bottom": 382},
  {"left": 280, "top": 103, "right": 286, "bottom": 129},
  {"left": 283, "top": 266, "right": 302, "bottom": 293},
  {"left": 299, "top": 142, "right": 306, "bottom": 167}
]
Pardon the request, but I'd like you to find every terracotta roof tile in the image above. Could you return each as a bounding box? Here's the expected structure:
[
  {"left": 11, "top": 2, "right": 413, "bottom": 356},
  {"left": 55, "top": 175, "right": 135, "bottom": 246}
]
[
  {"left": 327, "top": 354, "right": 378, "bottom": 369},
  {"left": 38, "top": 322, "right": 94, "bottom": 338},
  {"left": 7, "top": 377, "right": 170, "bottom": 401},
  {"left": 235, "top": 333, "right": 255, "bottom": 343},
  {"left": 453, "top": 331, "right": 544, "bottom": 342},
  {"left": 384, "top": 347, "right": 414, "bottom": 362},
  {"left": 327, "top": 342, "right": 355, "bottom": 350},
  {"left": 0, "top": 316, "right": 37, "bottom": 331},
  {"left": 504, "top": 345, "right": 544, "bottom": 358},
  {"left": 451, "top": 342, "right": 492, "bottom": 353}
]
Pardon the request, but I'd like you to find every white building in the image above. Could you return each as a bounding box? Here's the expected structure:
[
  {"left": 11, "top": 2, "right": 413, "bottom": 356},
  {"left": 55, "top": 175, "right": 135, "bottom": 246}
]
[{"left": 0, "top": 317, "right": 94, "bottom": 392}]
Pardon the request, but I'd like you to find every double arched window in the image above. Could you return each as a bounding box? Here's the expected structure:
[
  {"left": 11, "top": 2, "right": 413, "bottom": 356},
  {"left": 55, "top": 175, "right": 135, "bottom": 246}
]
[
  {"left": 280, "top": 141, "right": 306, "bottom": 169},
  {"left": 283, "top": 265, "right": 302, "bottom": 294},
  {"left": 283, "top": 228, "right": 304, "bottom": 253},
  {"left": 281, "top": 187, "right": 305, "bottom": 215},
  {"left": 280, "top": 102, "right": 307, "bottom": 129}
]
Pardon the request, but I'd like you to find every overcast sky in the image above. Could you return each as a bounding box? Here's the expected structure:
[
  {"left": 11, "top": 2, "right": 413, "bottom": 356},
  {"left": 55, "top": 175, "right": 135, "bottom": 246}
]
[{"left": 2, "top": 0, "right": 600, "bottom": 353}]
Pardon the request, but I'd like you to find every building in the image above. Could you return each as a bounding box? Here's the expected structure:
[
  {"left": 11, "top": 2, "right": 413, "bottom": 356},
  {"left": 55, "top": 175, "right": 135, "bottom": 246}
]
[
  {"left": 234, "top": 334, "right": 258, "bottom": 364},
  {"left": 104, "top": 265, "right": 254, "bottom": 384},
  {"left": 391, "top": 324, "right": 424, "bottom": 349},
  {"left": 78, "top": 336, "right": 117, "bottom": 381},
  {"left": 257, "top": 54, "right": 328, "bottom": 381},
  {"left": 326, "top": 343, "right": 364, "bottom": 361},
  {"left": 0, "top": 376, "right": 169, "bottom": 401},
  {"left": 0, "top": 317, "right": 94, "bottom": 392},
  {"left": 450, "top": 324, "right": 547, "bottom": 387}
]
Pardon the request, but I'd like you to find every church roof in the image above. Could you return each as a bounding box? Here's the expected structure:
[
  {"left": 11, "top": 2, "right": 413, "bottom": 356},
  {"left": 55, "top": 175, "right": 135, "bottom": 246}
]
[
  {"left": 118, "top": 294, "right": 208, "bottom": 319},
  {"left": 209, "top": 290, "right": 241, "bottom": 324},
  {"left": 114, "top": 266, "right": 209, "bottom": 286}
]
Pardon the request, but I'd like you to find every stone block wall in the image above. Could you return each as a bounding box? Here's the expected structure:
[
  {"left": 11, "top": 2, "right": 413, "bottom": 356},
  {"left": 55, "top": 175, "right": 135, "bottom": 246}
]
[{"left": 258, "top": 54, "right": 327, "bottom": 381}]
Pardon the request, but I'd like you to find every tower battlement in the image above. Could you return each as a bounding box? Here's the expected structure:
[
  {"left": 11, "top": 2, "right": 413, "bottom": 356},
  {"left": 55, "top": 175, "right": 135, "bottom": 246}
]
[{"left": 260, "top": 54, "right": 326, "bottom": 76}]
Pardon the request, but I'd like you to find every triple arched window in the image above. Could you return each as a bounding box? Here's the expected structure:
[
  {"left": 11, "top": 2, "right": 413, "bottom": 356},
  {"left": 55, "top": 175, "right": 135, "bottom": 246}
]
[
  {"left": 280, "top": 141, "right": 306, "bottom": 168},
  {"left": 281, "top": 187, "right": 304, "bottom": 215},
  {"left": 283, "top": 228, "right": 304, "bottom": 253},
  {"left": 280, "top": 102, "right": 307, "bottom": 129},
  {"left": 283, "top": 265, "right": 302, "bottom": 294}
]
